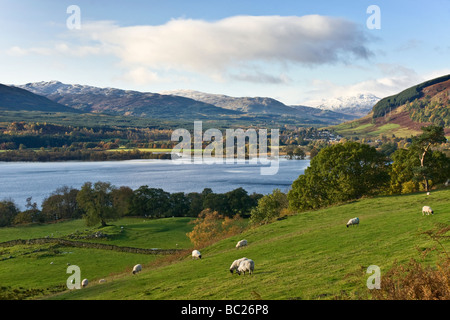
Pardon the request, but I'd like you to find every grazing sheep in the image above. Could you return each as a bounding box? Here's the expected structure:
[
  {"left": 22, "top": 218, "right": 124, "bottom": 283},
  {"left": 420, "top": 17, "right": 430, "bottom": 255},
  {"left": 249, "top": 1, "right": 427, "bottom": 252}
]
[
  {"left": 422, "top": 206, "right": 434, "bottom": 216},
  {"left": 346, "top": 217, "right": 359, "bottom": 228},
  {"left": 236, "top": 239, "right": 248, "bottom": 249},
  {"left": 229, "top": 257, "right": 248, "bottom": 274},
  {"left": 236, "top": 259, "right": 255, "bottom": 276},
  {"left": 132, "top": 264, "right": 142, "bottom": 274},
  {"left": 192, "top": 250, "right": 202, "bottom": 259},
  {"left": 98, "top": 279, "right": 106, "bottom": 284},
  {"left": 81, "top": 279, "right": 88, "bottom": 287}
]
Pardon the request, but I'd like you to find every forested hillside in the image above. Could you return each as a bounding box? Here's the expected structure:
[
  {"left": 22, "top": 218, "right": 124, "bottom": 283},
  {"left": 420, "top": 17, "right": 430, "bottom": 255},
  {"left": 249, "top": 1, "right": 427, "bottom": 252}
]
[{"left": 372, "top": 74, "right": 450, "bottom": 125}]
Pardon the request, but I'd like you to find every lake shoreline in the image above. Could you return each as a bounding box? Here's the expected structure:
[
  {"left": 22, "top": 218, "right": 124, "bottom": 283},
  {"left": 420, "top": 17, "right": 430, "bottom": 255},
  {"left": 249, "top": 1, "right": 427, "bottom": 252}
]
[{"left": 0, "top": 158, "right": 310, "bottom": 210}]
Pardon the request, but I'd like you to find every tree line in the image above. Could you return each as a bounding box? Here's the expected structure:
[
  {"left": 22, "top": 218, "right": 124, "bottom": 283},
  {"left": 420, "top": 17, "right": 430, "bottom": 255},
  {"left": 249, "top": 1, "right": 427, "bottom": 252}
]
[
  {"left": 0, "top": 149, "right": 171, "bottom": 162},
  {"left": 0, "top": 183, "right": 262, "bottom": 228}
]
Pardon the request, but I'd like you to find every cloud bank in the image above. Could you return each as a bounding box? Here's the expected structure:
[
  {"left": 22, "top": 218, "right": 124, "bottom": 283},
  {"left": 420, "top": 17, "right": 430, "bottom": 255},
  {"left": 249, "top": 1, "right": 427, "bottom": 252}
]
[{"left": 7, "top": 15, "right": 373, "bottom": 84}]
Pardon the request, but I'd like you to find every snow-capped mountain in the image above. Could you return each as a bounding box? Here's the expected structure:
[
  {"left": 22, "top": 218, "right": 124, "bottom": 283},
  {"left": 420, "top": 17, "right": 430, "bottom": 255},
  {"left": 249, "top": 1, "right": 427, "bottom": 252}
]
[{"left": 309, "top": 94, "right": 380, "bottom": 117}]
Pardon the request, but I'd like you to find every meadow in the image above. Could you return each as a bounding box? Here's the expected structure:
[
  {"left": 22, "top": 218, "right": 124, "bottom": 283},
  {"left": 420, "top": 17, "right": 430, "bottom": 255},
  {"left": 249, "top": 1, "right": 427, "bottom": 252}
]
[
  {"left": 0, "top": 217, "right": 194, "bottom": 299},
  {"left": 1, "top": 189, "right": 448, "bottom": 300}
]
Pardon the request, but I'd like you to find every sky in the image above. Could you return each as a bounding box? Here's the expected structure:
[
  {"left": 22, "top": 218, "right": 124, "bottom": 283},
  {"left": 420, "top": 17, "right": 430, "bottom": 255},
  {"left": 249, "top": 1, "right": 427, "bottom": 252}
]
[{"left": 0, "top": 0, "right": 449, "bottom": 106}]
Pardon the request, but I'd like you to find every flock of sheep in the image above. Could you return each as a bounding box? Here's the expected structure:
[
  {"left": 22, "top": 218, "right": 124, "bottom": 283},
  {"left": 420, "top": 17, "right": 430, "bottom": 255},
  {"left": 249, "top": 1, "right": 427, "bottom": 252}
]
[
  {"left": 77, "top": 239, "right": 252, "bottom": 289},
  {"left": 78, "top": 198, "right": 436, "bottom": 288},
  {"left": 190, "top": 239, "right": 254, "bottom": 275}
]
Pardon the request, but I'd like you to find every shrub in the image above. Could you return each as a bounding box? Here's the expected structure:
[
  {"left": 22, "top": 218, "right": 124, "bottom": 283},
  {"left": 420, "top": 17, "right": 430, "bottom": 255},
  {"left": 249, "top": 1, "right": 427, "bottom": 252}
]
[
  {"left": 401, "top": 181, "right": 419, "bottom": 194},
  {"left": 372, "top": 224, "right": 450, "bottom": 300},
  {"left": 371, "top": 258, "right": 450, "bottom": 300},
  {"left": 186, "top": 209, "right": 246, "bottom": 248},
  {"left": 250, "top": 189, "right": 288, "bottom": 225}
]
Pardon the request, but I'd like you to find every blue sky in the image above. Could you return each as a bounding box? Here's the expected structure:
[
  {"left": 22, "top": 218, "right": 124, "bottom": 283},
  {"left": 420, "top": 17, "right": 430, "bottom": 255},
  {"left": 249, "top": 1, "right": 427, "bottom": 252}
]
[{"left": 0, "top": 0, "right": 449, "bottom": 105}]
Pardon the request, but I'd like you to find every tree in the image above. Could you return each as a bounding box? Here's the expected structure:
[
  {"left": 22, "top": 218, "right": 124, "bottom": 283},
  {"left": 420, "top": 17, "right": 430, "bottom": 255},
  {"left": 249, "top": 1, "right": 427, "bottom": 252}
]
[
  {"left": 186, "top": 209, "right": 245, "bottom": 248},
  {"left": 202, "top": 192, "right": 230, "bottom": 217},
  {"left": 388, "top": 148, "right": 418, "bottom": 194},
  {"left": 410, "top": 125, "right": 447, "bottom": 191},
  {"left": 286, "top": 146, "right": 294, "bottom": 159},
  {"left": 225, "top": 187, "right": 255, "bottom": 217},
  {"left": 380, "top": 142, "right": 398, "bottom": 157},
  {"left": 130, "top": 186, "right": 170, "bottom": 218},
  {"left": 111, "top": 186, "right": 133, "bottom": 216},
  {"left": 288, "top": 142, "right": 390, "bottom": 212},
  {"left": 167, "top": 192, "right": 190, "bottom": 217},
  {"left": 13, "top": 197, "right": 41, "bottom": 225},
  {"left": 250, "top": 189, "right": 288, "bottom": 225},
  {"left": 293, "top": 147, "right": 306, "bottom": 159},
  {"left": 77, "top": 181, "right": 119, "bottom": 227},
  {"left": 41, "top": 186, "right": 81, "bottom": 221},
  {"left": 186, "top": 192, "right": 204, "bottom": 217},
  {"left": 0, "top": 199, "right": 19, "bottom": 227},
  {"left": 388, "top": 126, "right": 449, "bottom": 194}
]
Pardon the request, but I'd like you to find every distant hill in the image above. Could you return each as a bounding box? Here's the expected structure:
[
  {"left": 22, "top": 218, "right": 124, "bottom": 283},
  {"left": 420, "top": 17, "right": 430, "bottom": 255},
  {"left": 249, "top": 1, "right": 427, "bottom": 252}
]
[
  {"left": 331, "top": 75, "right": 450, "bottom": 138},
  {"left": 16, "top": 81, "right": 242, "bottom": 120},
  {"left": 289, "top": 104, "right": 356, "bottom": 122},
  {"left": 163, "top": 89, "right": 357, "bottom": 123},
  {"left": 162, "top": 89, "right": 297, "bottom": 114},
  {"left": 0, "top": 83, "right": 80, "bottom": 113}
]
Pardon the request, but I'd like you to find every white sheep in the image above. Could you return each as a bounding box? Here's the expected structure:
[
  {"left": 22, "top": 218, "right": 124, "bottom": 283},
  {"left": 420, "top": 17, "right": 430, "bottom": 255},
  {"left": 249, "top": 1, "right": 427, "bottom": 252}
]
[
  {"left": 346, "top": 217, "right": 359, "bottom": 228},
  {"left": 422, "top": 206, "right": 433, "bottom": 216},
  {"left": 98, "top": 279, "right": 106, "bottom": 284},
  {"left": 132, "top": 264, "right": 142, "bottom": 274},
  {"left": 236, "top": 259, "right": 255, "bottom": 276},
  {"left": 236, "top": 239, "right": 248, "bottom": 249},
  {"left": 229, "top": 257, "right": 248, "bottom": 274},
  {"left": 192, "top": 250, "right": 202, "bottom": 259},
  {"left": 81, "top": 279, "right": 88, "bottom": 287}
]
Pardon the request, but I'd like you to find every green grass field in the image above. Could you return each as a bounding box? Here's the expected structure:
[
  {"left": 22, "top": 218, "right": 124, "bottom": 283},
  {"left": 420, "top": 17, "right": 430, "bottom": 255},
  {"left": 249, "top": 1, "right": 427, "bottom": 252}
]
[
  {"left": 0, "top": 217, "right": 194, "bottom": 299},
  {"left": 1, "top": 190, "right": 448, "bottom": 300},
  {"left": 11, "top": 188, "right": 443, "bottom": 300}
]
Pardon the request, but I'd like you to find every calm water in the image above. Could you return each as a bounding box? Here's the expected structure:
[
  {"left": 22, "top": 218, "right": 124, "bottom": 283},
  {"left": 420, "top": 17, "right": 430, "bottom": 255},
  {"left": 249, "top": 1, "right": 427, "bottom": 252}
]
[{"left": 0, "top": 158, "right": 309, "bottom": 209}]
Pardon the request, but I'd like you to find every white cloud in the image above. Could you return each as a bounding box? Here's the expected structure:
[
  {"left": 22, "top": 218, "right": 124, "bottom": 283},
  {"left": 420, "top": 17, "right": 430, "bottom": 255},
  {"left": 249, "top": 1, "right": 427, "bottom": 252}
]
[
  {"left": 121, "top": 67, "right": 162, "bottom": 85},
  {"left": 7, "top": 15, "right": 372, "bottom": 84},
  {"left": 102, "top": 15, "right": 371, "bottom": 76}
]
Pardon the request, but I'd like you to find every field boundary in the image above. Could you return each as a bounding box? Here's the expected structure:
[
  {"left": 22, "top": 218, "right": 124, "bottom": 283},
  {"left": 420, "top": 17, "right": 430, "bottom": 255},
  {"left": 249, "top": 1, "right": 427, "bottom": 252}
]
[{"left": 0, "top": 238, "right": 181, "bottom": 255}]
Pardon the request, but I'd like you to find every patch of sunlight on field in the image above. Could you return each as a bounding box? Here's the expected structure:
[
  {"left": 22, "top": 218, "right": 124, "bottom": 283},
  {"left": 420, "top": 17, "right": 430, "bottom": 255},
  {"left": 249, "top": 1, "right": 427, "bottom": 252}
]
[{"left": 369, "top": 123, "right": 400, "bottom": 135}]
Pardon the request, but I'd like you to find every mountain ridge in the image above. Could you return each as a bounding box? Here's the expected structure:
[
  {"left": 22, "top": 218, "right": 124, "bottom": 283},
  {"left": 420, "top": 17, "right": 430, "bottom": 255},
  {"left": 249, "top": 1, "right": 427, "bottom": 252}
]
[
  {"left": 16, "top": 81, "right": 241, "bottom": 119},
  {"left": 0, "top": 83, "right": 81, "bottom": 113},
  {"left": 15, "top": 81, "right": 357, "bottom": 124},
  {"left": 162, "top": 88, "right": 357, "bottom": 122}
]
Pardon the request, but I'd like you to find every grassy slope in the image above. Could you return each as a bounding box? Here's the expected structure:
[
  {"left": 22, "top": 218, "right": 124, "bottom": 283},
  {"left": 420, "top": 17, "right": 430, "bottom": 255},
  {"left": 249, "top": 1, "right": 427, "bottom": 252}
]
[
  {"left": 48, "top": 189, "right": 449, "bottom": 300},
  {"left": 330, "top": 110, "right": 421, "bottom": 139},
  {"left": 0, "top": 217, "right": 194, "bottom": 298}
]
